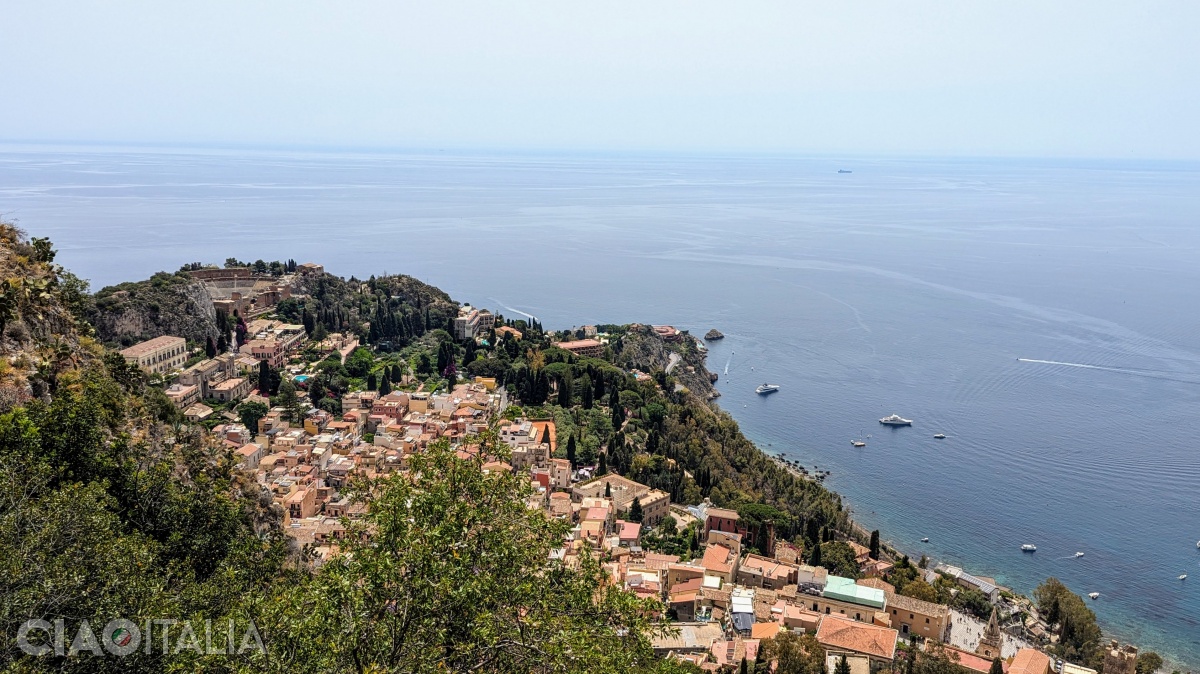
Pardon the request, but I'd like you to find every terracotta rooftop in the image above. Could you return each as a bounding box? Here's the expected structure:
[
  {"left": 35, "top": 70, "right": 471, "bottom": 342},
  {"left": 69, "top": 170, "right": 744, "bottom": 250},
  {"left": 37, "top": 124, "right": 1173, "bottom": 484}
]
[
  {"left": 815, "top": 615, "right": 898, "bottom": 661},
  {"left": 701, "top": 544, "right": 735, "bottom": 574},
  {"left": 1008, "top": 649, "right": 1050, "bottom": 674}
]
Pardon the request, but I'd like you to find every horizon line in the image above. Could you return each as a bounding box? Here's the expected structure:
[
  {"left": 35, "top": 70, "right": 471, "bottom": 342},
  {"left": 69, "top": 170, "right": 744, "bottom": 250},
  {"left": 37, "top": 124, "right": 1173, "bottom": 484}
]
[{"left": 2, "top": 138, "right": 1199, "bottom": 166}]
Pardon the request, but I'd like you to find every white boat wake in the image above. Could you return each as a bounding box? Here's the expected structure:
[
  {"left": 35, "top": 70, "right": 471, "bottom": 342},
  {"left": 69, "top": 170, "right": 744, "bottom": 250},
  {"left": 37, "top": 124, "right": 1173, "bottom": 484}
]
[
  {"left": 487, "top": 298, "right": 538, "bottom": 322},
  {"left": 1017, "top": 358, "right": 1200, "bottom": 384}
]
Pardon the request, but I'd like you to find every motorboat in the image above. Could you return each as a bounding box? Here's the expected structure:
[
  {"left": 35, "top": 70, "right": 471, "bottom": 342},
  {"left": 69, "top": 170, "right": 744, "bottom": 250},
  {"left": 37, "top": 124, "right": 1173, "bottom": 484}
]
[
  {"left": 933, "top": 433, "right": 946, "bottom": 439},
  {"left": 1021, "top": 544, "right": 1037, "bottom": 552},
  {"left": 879, "top": 414, "right": 913, "bottom": 426},
  {"left": 921, "top": 537, "right": 930, "bottom": 543},
  {"left": 1074, "top": 552, "right": 1085, "bottom": 558},
  {"left": 1088, "top": 592, "right": 1100, "bottom": 600},
  {"left": 756, "top": 383, "right": 780, "bottom": 395},
  {"left": 851, "top": 440, "right": 866, "bottom": 448},
  {"left": 1180, "top": 574, "right": 1188, "bottom": 580}
]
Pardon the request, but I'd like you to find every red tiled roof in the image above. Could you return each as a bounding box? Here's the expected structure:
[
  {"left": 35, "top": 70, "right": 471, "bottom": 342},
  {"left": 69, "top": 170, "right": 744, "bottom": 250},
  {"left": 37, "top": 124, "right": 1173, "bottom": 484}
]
[{"left": 815, "top": 615, "right": 898, "bottom": 660}]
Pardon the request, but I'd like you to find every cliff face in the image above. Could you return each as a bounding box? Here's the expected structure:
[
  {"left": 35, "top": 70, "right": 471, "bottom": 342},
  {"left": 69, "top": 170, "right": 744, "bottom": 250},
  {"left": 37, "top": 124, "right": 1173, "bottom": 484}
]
[
  {"left": 615, "top": 329, "right": 718, "bottom": 400},
  {"left": 88, "top": 272, "right": 220, "bottom": 347}
]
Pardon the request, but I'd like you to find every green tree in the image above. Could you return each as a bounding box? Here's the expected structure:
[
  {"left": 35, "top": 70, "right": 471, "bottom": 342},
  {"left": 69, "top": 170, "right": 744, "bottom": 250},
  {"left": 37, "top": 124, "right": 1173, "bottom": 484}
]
[
  {"left": 366, "top": 372, "right": 377, "bottom": 391},
  {"left": 989, "top": 658, "right": 1005, "bottom": 674},
  {"left": 379, "top": 377, "right": 392, "bottom": 395},
  {"left": 808, "top": 542, "right": 822, "bottom": 567},
  {"left": 345, "top": 346, "right": 375, "bottom": 378},
  {"left": 258, "top": 359, "right": 272, "bottom": 396},
  {"left": 629, "top": 497, "right": 644, "bottom": 523},
  {"left": 899, "top": 579, "right": 939, "bottom": 603},
  {"left": 277, "top": 378, "right": 302, "bottom": 422},
  {"left": 566, "top": 434, "right": 578, "bottom": 468},
  {"left": 238, "top": 400, "right": 269, "bottom": 432},
  {"left": 558, "top": 370, "right": 574, "bottom": 407},
  {"left": 869, "top": 529, "right": 880, "bottom": 559},
  {"left": 819, "top": 541, "right": 859, "bottom": 578},
  {"left": 248, "top": 437, "right": 679, "bottom": 673},
  {"left": 605, "top": 481, "right": 612, "bottom": 498},
  {"left": 205, "top": 335, "right": 217, "bottom": 358},
  {"left": 835, "top": 654, "right": 851, "bottom": 674},
  {"left": 1135, "top": 652, "right": 1163, "bottom": 674},
  {"left": 757, "top": 630, "right": 826, "bottom": 674}
]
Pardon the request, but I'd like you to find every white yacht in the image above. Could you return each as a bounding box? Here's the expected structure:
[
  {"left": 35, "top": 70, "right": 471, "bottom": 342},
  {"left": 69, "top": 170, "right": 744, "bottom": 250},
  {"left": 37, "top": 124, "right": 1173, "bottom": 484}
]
[
  {"left": 879, "top": 414, "right": 913, "bottom": 426},
  {"left": 756, "top": 383, "right": 780, "bottom": 395},
  {"left": 921, "top": 537, "right": 930, "bottom": 543},
  {"left": 1075, "top": 552, "right": 1085, "bottom": 558},
  {"left": 1021, "top": 544, "right": 1037, "bottom": 552},
  {"left": 933, "top": 433, "right": 946, "bottom": 439},
  {"left": 1180, "top": 574, "right": 1188, "bottom": 580},
  {"left": 1088, "top": 592, "right": 1100, "bottom": 600}
]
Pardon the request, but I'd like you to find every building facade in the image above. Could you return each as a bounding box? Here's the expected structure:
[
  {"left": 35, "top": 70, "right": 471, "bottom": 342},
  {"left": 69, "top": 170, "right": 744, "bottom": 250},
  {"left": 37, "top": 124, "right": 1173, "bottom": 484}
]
[{"left": 120, "top": 335, "right": 188, "bottom": 374}]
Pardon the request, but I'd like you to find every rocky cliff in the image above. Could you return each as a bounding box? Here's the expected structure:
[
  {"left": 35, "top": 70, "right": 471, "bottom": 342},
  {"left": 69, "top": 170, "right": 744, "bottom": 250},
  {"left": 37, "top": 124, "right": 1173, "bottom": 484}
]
[
  {"left": 614, "top": 329, "right": 718, "bottom": 400},
  {"left": 88, "top": 271, "right": 220, "bottom": 347}
]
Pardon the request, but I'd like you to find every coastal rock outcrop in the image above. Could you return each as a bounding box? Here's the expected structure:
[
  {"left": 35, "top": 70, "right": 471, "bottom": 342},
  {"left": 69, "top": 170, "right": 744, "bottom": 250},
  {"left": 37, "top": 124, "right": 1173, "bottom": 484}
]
[
  {"left": 704, "top": 329, "right": 724, "bottom": 340},
  {"left": 616, "top": 329, "right": 719, "bottom": 400}
]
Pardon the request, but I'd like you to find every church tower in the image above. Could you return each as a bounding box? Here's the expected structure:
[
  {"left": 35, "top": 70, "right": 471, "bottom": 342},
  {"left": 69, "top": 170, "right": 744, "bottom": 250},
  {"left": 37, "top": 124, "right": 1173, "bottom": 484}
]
[{"left": 976, "top": 607, "right": 1002, "bottom": 658}]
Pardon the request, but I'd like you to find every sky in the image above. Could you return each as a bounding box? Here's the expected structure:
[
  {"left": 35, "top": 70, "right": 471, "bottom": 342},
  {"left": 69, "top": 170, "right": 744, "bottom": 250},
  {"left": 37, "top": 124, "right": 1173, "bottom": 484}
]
[{"left": 2, "top": 1, "right": 1198, "bottom": 159}]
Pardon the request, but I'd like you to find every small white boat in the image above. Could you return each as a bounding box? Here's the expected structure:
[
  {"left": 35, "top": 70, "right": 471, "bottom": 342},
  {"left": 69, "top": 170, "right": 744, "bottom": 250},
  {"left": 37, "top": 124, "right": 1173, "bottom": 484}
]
[
  {"left": 851, "top": 440, "right": 866, "bottom": 448},
  {"left": 1075, "top": 552, "right": 1085, "bottom": 558},
  {"left": 756, "top": 383, "right": 780, "bottom": 395},
  {"left": 1180, "top": 574, "right": 1188, "bottom": 580},
  {"left": 1196, "top": 540, "right": 1200, "bottom": 549},
  {"left": 921, "top": 537, "right": 930, "bottom": 543},
  {"left": 879, "top": 414, "right": 913, "bottom": 426},
  {"left": 933, "top": 433, "right": 946, "bottom": 439},
  {"left": 1021, "top": 544, "right": 1037, "bottom": 552},
  {"left": 1088, "top": 592, "right": 1100, "bottom": 600}
]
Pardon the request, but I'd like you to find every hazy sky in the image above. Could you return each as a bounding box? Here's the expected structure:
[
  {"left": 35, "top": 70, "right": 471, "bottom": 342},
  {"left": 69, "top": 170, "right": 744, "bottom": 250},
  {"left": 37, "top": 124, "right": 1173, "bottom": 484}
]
[{"left": 2, "top": 1, "right": 1197, "bottom": 158}]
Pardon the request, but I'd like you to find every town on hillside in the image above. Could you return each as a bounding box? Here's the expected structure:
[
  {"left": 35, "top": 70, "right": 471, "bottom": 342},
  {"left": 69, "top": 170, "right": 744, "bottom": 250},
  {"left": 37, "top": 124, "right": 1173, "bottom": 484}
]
[{"left": 114, "top": 260, "right": 1150, "bottom": 674}]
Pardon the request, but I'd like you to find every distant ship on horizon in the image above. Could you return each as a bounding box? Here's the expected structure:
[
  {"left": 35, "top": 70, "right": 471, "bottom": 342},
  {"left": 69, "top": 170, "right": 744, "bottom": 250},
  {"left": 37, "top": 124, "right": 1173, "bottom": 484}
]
[{"left": 838, "top": 169, "right": 852, "bottom": 173}]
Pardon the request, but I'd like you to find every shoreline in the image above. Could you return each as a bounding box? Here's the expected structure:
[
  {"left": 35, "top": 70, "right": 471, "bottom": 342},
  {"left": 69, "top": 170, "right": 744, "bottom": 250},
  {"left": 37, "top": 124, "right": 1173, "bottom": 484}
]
[{"left": 690, "top": 340, "right": 1169, "bottom": 666}]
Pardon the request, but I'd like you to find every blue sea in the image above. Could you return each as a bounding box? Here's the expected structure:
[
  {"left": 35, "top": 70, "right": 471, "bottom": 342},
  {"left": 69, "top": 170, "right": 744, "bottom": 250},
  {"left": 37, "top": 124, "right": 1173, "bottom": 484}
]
[{"left": 3, "top": 145, "right": 1199, "bottom": 666}]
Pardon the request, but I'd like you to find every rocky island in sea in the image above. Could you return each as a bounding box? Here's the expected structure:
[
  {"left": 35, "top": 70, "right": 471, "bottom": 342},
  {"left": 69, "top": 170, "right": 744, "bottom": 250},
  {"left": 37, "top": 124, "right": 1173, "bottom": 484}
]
[
  {"left": 0, "top": 224, "right": 1154, "bottom": 673},
  {"left": 704, "top": 328, "right": 725, "bottom": 341}
]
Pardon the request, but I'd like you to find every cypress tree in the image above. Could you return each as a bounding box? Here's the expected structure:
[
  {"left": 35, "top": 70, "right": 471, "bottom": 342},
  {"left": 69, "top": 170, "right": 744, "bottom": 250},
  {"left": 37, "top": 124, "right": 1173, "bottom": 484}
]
[
  {"left": 558, "top": 371, "right": 574, "bottom": 407},
  {"left": 379, "top": 377, "right": 392, "bottom": 395},
  {"left": 604, "top": 481, "right": 611, "bottom": 498},
  {"left": 989, "top": 658, "right": 1004, "bottom": 674},
  {"left": 836, "top": 655, "right": 851, "bottom": 674},
  {"left": 258, "top": 360, "right": 271, "bottom": 396},
  {"left": 216, "top": 333, "right": 228, "bottom": 353},
  {"left": 809, "top": 542, "right": 822, "bottom": 567},
  {"left": 598, "top": 452, "right": 607, "bottom": 475},
  {"left": 566, "top": 435, "right": 577, "bottom": 468},
  {"left": 628, "top": 497, "right": 643, "bottom": 523},
  {"left": 205, "top": 336, "right": 216, "bottom": 358},
  {"left": 869, "top": 530, "right": 881, "bottom": 560},
  {"left": 367, "top": 372, "right": 377, "bottom": 391},
  {"left": 581, "top": 376, "right": 594, "bottom": 409},
  {"left": 390, "top": 364, "right": 402, "bottom": 383}
]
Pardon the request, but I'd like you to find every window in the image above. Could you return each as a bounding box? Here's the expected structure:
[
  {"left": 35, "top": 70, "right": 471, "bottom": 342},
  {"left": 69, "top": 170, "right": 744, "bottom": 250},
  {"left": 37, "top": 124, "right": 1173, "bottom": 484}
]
[{"left": 925, "top": 618, "right": 930, "bottom": 623}]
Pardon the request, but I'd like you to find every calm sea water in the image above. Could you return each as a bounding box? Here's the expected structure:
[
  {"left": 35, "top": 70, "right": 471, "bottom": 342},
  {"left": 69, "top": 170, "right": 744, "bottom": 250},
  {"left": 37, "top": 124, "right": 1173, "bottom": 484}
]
[{"left": 3, "top": 146, "right": 1199, "bottom": 666}]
